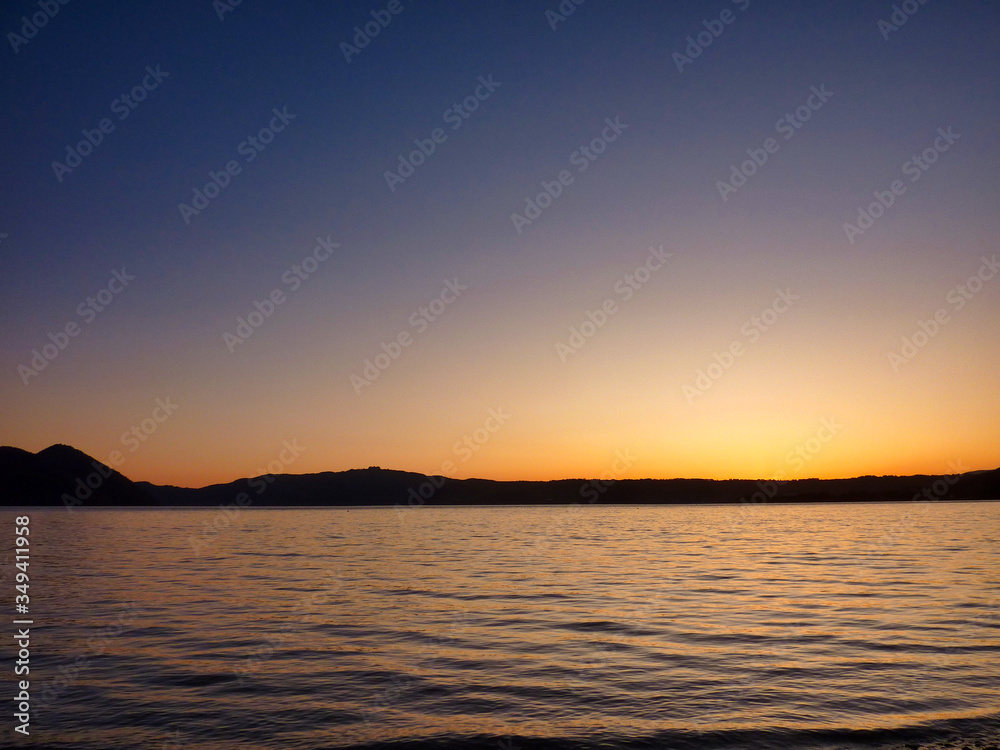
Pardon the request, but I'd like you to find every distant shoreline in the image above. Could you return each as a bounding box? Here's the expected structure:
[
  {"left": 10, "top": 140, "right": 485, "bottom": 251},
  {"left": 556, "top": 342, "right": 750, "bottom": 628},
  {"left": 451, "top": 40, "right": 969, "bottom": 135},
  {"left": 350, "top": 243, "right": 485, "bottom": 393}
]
[
  {"left": 4, "top": 498, "right": 1000, "bottom": 510},
  {"left": 2, "top": 444, "right": 999, "bottom": 509}
]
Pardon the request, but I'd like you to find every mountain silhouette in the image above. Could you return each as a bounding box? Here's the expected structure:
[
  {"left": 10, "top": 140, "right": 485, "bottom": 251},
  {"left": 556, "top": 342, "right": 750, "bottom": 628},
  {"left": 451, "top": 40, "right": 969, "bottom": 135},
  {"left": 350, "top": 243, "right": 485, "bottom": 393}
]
[
  {"left": 0, "top": 444, "right": 158, "bottom": 507},
  {"left": 1, "top": 444, "right": 998, "bottom": 508}
]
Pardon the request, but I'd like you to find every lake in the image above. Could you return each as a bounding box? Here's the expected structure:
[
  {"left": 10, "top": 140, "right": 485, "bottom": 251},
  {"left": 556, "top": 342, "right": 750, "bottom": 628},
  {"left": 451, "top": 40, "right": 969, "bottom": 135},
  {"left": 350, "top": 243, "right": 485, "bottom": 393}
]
[{"left": 7, "top": 501, "right": 1000, "bottom": 749}]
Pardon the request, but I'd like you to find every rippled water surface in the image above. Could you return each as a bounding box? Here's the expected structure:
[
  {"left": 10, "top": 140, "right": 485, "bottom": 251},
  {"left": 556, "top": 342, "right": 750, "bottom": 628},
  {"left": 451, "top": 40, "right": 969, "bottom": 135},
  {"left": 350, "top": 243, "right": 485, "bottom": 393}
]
[{"left": 10, "top": 501, "right": 1000, "bottom": 749}]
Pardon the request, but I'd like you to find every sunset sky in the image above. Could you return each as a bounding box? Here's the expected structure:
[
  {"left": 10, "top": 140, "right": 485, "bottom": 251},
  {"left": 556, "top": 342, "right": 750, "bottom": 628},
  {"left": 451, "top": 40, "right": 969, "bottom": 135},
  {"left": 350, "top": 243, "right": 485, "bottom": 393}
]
[{"left": 1, "top": 1, "right": 998, "bottom": 487}]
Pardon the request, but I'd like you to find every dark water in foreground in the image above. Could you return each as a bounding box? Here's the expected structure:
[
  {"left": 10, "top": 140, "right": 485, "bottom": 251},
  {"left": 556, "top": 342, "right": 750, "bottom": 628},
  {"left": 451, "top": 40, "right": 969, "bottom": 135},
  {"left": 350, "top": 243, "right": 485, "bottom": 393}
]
[{"left": 5, "top": 501, "right": 1000, "bottom": 749}]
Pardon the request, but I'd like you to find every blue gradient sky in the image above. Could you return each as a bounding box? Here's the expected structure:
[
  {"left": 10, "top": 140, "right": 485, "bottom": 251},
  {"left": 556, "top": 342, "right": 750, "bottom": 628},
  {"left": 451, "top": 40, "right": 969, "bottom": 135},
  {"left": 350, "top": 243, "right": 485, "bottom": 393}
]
[{"left": 1, "top": 0, "right": 998, "bottom": 485}]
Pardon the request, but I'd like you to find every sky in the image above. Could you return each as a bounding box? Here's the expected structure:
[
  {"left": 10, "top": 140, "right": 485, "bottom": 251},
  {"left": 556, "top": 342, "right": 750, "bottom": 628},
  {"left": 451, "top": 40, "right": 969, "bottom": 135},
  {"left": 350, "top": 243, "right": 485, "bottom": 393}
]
[{"left": 1, "top": 0, "right": 998, "bottom": 487}]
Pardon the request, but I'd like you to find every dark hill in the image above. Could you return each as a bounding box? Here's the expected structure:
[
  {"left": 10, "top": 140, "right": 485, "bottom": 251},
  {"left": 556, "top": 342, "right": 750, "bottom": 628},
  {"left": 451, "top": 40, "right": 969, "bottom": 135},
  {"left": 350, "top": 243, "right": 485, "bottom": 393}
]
[
  {"left": 0, "top": 444, "right": 158, "bottom": 508},
  {"left": 2, "top": 444, "right": 998, "bottom": 508}
]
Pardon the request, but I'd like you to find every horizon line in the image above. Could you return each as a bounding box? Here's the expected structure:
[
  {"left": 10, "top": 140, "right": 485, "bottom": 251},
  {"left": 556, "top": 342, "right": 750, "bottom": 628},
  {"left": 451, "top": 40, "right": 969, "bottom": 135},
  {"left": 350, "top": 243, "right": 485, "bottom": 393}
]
[{"left": 8, "top": 444, "right": 998, "bottom": 491}]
